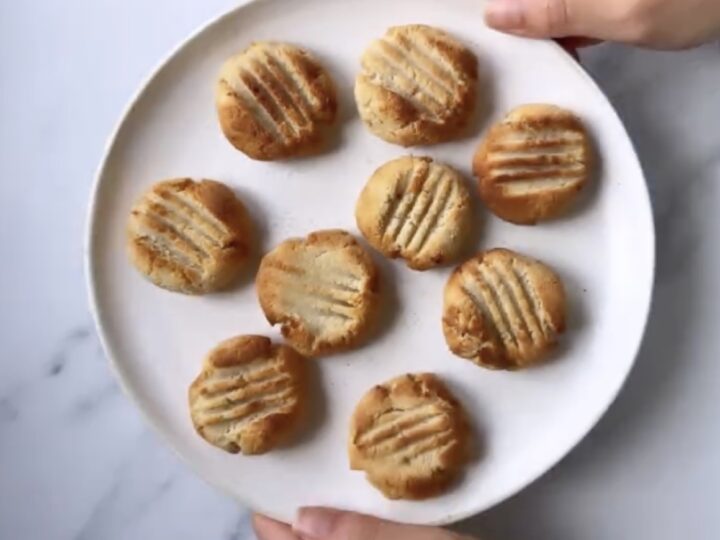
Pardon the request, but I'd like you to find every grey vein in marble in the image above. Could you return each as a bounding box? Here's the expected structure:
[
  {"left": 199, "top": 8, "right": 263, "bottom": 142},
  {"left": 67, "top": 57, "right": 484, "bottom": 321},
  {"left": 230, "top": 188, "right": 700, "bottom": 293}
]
[
  {"left": 0, "top": 398, "right": 19, "bottom": 424},
  {"left": 74, "top": 434, "right": 180, "bottom": 540},
  {"left": 70, "top": 380, "right": 122, "bottom": 420},
  {"left": 47, "top": 326, "right": 94, "bottom": 377}
]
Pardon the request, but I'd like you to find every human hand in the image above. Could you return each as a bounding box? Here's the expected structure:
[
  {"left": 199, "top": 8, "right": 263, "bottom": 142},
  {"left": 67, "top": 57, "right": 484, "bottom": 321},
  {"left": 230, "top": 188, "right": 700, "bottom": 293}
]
[
  {"left": 484, "top": 0, "right": 720, "bottom": 48},
  {"left": 253, "top": 508, "right": 477, "bottom": 540}
]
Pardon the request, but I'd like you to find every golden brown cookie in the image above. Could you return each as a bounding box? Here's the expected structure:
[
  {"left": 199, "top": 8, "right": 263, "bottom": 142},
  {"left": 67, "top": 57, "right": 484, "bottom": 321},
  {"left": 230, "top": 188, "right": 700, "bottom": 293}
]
[
  {"left": 127, "top": 178, "right": 253, "bottom": 294},
  {"left": 188, "top": 335, "right": 307, "bottom": 455},
  {"left": 256, "top": 230, "right": 379, "bottom": 357},
  {"left": 355, "top": 24, "right": 478, "bottom": 146},
  {"left": 442, "top": 248, "right": 566, "bottom": 370},
  {"left": 216, "top": 42, "right": 338, "bottom": 160},
  {"left": 473, "top": 104, "right": 592, "bottom": 224},
  {"left": 355, "top": 156, "right": 473, "bottom": 270},
  {"left": 349, "top": 373, "right": 470, "bottom": 500}
]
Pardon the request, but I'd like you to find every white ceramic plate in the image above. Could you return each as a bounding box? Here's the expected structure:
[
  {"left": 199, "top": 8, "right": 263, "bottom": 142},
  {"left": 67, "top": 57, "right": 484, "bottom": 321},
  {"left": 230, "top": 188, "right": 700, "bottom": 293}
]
[{"left": 86, "top": 0, "right": 654, "bottom": 525}]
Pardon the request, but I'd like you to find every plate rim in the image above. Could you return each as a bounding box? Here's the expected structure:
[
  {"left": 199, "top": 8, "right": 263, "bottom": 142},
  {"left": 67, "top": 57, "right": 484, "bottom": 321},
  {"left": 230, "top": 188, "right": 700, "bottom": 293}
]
[{"left": 84, "top": 0, "right": 656, "bottom": 525}]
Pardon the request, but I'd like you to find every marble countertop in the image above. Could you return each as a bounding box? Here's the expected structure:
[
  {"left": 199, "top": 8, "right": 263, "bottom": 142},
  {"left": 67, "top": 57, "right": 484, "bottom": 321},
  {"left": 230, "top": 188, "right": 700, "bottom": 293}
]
[{"left": 1, "top": 1, "right": 718, "bottom": 539}]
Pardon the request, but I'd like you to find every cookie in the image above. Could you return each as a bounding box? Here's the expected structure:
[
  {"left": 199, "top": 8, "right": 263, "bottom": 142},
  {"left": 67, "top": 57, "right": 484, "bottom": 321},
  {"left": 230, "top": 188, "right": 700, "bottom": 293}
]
[
  {"left": 189, "top": 335, "right": 307, "bottom": 455},
  {"left": 355, "top": 24, "right": 478, "bottom": 146},
  {"left": 442, "top": 248, "right": 566, "bottom": 369},
  {"left": 473, "top": 104, "right": 592, "bottom": 224},
  {"left": 256, "top": 230, "right": 379, "bottom": 357},
  {"left": 127, "top": 178, "right": 253, "bottom": 294},
  {"left": 216, "top": 41, "right": 338, "bottom": 160},
  {"left": 355, "top": 156, "right": 472, "bottom": 270},
  {"left": 348, "top": 373, "right": 470, "bottom": 500}
]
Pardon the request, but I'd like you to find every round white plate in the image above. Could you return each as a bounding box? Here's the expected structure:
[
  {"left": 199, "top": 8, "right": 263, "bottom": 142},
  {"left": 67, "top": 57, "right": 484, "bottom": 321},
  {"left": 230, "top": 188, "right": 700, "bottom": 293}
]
[{"left": 86, "top": 0, "right": 654, "bottom": 525}]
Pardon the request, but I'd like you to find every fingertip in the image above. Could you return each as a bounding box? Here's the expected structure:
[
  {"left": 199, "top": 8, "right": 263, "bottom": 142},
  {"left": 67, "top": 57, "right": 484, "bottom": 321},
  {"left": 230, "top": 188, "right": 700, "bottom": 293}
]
[
  {"left": 293, "top": 507, "right": 342, "bottom": 539},
  {"left": 252, "top": 512, "right": 272, "bottom": 529},
  {"left": 253, "top": 513, "right": 299, "bottom": 540},
  {"left": 485, "top": 0, "right": 526, "bottom": 31}
]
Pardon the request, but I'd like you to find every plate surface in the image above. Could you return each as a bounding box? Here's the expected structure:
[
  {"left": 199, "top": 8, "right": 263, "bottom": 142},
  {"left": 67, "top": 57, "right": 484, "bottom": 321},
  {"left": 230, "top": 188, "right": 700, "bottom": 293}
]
[{"left": 87, "top": 0, "right": 654, "bottom": 525}]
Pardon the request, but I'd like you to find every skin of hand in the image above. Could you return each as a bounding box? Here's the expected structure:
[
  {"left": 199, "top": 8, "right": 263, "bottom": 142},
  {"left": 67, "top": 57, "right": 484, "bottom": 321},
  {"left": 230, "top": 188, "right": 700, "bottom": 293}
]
[
  {"left": 484, "top": 0, "right": 720, "bottom": 48},
  {"left": 253, "top": 508, "right": 477, "bottom": 540}
]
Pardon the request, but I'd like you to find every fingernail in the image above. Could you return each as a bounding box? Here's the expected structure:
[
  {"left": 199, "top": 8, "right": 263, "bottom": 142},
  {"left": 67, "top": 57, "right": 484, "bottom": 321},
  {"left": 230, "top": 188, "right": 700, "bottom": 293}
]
[
  {"left": 485, "top": 0, "right": 526, "bottom": 30},
  {"left": 293, "top": 507, "right": 340, "bottom": 539}
]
